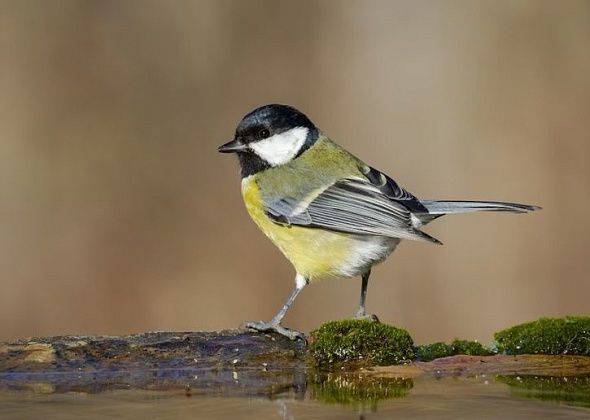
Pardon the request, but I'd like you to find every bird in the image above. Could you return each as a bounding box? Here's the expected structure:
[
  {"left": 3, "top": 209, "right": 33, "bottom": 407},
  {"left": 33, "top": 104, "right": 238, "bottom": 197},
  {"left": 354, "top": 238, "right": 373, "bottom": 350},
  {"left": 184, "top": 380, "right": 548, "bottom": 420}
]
[{"left": 218, "top": 104, "right": 540, "bottom": 340}]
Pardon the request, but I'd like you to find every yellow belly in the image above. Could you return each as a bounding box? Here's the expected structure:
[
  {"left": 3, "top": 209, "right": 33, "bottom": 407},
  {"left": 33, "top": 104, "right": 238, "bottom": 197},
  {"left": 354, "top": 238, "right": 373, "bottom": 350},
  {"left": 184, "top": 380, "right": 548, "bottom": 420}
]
[{"left": 241, "top": 177, "right": 395, "bottom": 280}]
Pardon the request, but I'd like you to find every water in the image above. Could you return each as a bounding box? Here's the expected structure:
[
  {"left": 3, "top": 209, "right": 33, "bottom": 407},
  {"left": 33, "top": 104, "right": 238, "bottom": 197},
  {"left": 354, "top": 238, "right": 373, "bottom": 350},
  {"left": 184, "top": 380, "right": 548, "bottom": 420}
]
[{"left": 1, "top": 374, "right": 589, "bottom": 419}]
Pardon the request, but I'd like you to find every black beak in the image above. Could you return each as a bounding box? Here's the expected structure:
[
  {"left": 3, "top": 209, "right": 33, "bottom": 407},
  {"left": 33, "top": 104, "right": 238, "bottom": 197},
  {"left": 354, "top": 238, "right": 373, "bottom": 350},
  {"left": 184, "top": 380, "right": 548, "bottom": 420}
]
[{"left": 218, "top": 138, "right": 247, "bottom": 153}]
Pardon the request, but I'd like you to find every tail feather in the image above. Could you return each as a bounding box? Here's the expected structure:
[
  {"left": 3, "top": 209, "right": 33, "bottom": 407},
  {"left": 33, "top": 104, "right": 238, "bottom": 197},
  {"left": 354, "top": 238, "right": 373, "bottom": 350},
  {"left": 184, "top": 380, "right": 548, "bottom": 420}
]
[{"left": 416, "top": 200, "right": 541, "bottom": 224}]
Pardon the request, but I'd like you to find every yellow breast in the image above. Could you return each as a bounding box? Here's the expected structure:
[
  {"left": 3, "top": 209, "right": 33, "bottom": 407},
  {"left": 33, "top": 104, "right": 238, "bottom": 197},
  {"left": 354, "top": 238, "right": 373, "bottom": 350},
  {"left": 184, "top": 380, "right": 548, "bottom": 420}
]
[{"left": 242, "top": 176, "right": 359, "bottom": 280}]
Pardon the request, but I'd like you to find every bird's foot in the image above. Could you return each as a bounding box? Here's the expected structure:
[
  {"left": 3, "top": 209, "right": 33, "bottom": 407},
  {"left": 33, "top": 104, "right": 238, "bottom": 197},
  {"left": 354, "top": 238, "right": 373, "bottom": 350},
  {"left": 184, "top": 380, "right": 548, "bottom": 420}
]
[
  {"left": 242, "top": 320, "right": 306, "bottom": 341},
  {"left": 354, "top": 312, "right": 380, "bottom": 322}
]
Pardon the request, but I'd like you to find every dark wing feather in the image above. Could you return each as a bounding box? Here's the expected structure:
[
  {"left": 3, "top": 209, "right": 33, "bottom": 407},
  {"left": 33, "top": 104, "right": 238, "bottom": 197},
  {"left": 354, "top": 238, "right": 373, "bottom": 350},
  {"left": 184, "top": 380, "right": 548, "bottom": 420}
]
[
  {"left": 361, "top": 165, "right": 429, "bottom": 213},
  {"left": 265, "top": 178, "right": 441, "bottom": 244}
]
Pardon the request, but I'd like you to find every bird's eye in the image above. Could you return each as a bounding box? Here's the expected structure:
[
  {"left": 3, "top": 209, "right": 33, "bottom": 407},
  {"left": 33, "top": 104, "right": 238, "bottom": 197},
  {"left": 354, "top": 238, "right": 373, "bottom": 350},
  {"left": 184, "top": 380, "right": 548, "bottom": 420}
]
[{"left": 259, "top": 128, "right": 270, "bottom": 138}]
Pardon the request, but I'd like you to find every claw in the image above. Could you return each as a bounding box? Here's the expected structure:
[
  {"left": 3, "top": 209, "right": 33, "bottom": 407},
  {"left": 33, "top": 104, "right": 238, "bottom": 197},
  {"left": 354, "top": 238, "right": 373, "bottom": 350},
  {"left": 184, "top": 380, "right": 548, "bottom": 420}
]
[
  {"left": 354, "top": 313, "right": 380, "bottom": 322},
  {"left": 242, "top": 321, "right": 306, "bottom": 341}
]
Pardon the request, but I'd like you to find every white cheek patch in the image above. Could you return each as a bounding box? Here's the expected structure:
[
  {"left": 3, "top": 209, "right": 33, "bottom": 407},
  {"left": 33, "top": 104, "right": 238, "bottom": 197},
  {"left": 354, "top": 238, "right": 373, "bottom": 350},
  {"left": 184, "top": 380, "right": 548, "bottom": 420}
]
[{"left": 249, "top": 127, "right": 309, "bottom": 166}]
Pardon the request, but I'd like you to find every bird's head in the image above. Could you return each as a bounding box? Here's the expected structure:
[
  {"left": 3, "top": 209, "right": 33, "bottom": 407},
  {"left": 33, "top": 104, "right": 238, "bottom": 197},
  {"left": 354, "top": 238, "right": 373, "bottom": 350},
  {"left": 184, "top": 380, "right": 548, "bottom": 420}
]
[{"left": 218, "top": 104, "right": 319, "bottom": 177}]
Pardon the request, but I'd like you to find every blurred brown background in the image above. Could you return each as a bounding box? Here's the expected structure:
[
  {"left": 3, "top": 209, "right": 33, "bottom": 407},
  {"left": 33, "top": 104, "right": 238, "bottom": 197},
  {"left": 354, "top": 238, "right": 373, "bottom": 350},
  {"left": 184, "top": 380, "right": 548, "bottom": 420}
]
[{"left": 1, "top": 0, "right": 589, "bottom": 344}]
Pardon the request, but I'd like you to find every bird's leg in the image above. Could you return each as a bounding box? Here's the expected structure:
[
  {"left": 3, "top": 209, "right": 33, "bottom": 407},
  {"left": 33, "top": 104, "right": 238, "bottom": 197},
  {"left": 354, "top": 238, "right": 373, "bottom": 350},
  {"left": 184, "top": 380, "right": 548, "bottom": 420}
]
[
  {"left": 356, "top": 269, "right": 370, "bottom": 317},
  {"left": 243, "top": 274, "right": 308, "bottom": 341},
  {"left": 355, "top": 269, "right": 380, "bottom": 322}
]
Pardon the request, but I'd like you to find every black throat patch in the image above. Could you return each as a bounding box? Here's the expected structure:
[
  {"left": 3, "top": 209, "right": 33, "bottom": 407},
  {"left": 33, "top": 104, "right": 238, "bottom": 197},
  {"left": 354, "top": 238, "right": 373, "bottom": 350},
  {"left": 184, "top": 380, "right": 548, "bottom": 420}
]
[{"left": 237, "top": 150, "right": 271, "bottom": 178}]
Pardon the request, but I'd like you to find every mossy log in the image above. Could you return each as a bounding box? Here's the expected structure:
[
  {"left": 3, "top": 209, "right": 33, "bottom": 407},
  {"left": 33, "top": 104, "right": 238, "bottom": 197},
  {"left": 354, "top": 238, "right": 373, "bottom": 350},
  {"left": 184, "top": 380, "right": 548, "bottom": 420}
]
[{"left": 2, "top": 328, "right": 590, "bottom": 396}]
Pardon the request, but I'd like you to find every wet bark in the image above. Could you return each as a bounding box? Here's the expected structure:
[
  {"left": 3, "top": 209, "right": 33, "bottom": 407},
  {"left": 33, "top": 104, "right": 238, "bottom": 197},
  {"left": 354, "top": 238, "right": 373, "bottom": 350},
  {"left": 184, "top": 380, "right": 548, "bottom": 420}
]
[
  {"left": 0, "top": 330, "right": 307, "bottom": 396},
  {"left": 370, "top": 354, "right": 590, "bottom": 378}
]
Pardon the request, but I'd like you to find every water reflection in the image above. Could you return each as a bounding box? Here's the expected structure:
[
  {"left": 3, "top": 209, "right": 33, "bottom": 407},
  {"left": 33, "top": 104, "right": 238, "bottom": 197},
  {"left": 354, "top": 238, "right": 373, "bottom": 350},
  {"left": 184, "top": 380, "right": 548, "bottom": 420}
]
[
  {"left": 0, "top": 367, "right": 307, "bottom": 399},
  {"left": 309, "top": 372, "right": 413, "bottom": 410},
  {"left": 0, "top": 369, "right": 414, "bottom": 410},
  {"left": 497, "top": 375, "right": 590, "bottom": 408},
  {"left": 3, "top": 369, "right": 590, "bottom": 418}
]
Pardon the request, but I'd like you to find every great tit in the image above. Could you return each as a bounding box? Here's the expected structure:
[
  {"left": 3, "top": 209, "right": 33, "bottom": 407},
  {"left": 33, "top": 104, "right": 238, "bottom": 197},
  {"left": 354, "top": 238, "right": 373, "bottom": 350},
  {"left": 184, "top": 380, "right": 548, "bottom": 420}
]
[{"left": 218, "top": 104, "right": 539, "bottom": 340}]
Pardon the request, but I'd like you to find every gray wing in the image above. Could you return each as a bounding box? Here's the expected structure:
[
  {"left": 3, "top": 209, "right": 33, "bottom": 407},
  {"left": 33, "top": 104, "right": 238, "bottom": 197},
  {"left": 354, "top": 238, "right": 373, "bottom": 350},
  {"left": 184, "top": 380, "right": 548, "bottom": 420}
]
[{"left": 265, "top": 177, "right": 441, "bottom": 244}]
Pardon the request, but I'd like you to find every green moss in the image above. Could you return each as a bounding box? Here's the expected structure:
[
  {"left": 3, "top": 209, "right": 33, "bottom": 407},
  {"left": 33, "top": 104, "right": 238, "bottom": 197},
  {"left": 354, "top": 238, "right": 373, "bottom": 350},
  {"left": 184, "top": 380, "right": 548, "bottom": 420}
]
[
  {"left": 309, "top": 373, "right": 412, "bottom": 409},
  {"left": 494, "top": 316, "right": 590, "bottom": 356},
  {"left": 497, "top": 375, "right": 590, "bottom": 408},
  {"left": 415, "top": 342, "right": 454, "bottom": 361},
  {"left": 450, "top": 339, "right": 492, "bottom": 356},
  {"left": 309, "top": 320, "right": 415, "bottom": 367},
  {"left": 416, "top": 339, "right": 492, "bottom": 361}
]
